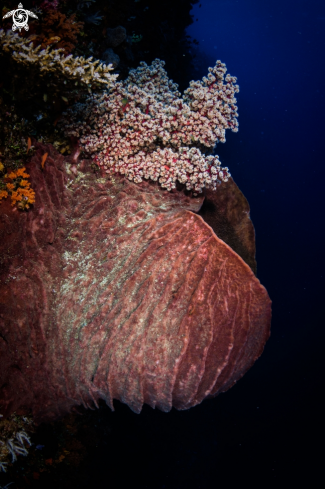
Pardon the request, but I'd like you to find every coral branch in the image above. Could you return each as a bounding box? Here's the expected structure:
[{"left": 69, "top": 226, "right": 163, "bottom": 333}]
[{"left": 0, "top": 29, "right": 118, "bottom": 90}]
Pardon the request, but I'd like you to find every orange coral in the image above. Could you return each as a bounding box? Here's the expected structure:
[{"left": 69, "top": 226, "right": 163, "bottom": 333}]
[
  {"left": 15, "top": 168, "right": 30, "bottom": 178},
  {"left": 19, "top": 179, "right": 29, "bottom": 187},
  {"left": 28, "top": 11, "right": 84, "bottom": 55},
  {"left": 8, "top": 171, "right": 18, "bottom": 180},
  {"left": 11, "top": 187, "right": 36, "bottom": 209},
  {"left": 0, "top": 189, "right": 8, "bottom": 201},
  {"left": 1, "top": 167, "right": 35, "bottom": 210},
  {"left": 41, "top": 153, "right": 48, "bottom": 170}
]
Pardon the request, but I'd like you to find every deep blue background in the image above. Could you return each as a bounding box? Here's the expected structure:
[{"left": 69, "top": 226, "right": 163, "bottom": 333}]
[
  {"left": 86, "top": 1, "right": 325, "bottom": 488},
  {"left": 185, "top": 0, "right": 325, "bottom": 484}
]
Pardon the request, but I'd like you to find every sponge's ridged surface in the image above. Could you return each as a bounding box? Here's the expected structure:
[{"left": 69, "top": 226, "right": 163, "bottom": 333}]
[{"left": 0, "top": 143, "right": 271, "bottom": 423}]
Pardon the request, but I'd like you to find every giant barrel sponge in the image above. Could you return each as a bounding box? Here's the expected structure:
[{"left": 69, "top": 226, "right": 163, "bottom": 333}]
[{"left": 0, "top": 144, "right": 271, "bottom": 423}]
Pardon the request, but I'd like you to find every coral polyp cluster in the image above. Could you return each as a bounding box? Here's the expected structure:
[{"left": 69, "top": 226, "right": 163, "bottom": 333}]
[{"left": 61, "top": 58, "right": 239, "bottom": 193}]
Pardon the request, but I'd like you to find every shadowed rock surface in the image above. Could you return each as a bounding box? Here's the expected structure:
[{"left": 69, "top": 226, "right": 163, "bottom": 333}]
[
  {"left": 0, "top": 143, "right": 271, "bottom": 423},
  {"left": 200, "top": 183, "right": 257, "bottom": 275}
]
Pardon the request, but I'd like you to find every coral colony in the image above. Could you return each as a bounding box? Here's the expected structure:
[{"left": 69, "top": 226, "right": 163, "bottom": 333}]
[
  {"left": 0, "top": 29, "right": 239, "bottom": 196},
  {"left": 0, "top": 428, "right": 32, "bottom": 472},
  {"left": 0, "top": 430, "right": 31, "bottom": 464},
  {"left": 61, "top": 58, "right": 239, "bottom": 193},
  {"left": 0, "top": 411, "right": 34, "bottom": 472}
]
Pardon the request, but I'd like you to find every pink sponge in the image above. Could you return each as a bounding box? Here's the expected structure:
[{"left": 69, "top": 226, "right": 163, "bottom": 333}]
[{"left": 0, "top": 143, "right": 271, "bottom": 423}]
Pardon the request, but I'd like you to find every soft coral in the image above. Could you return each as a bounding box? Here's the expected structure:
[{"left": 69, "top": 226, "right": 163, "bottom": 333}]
[{"left": 3, "top": 167, "right": 35, "bottom": 210}]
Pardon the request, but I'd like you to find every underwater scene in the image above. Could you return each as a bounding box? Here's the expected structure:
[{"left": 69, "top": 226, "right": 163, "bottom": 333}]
[{"left": 0, "top": 1, "right": 323, "bottom": 488}]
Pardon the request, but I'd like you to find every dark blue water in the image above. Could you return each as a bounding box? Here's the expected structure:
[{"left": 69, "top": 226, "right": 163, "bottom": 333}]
[{"left": 182, "top": 0, "right": 325, "bottom": 484}]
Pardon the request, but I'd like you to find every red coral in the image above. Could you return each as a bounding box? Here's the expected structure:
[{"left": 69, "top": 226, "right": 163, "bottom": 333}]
[{"left": 28, "top": 10, "right": 84, "bottom": 54}]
